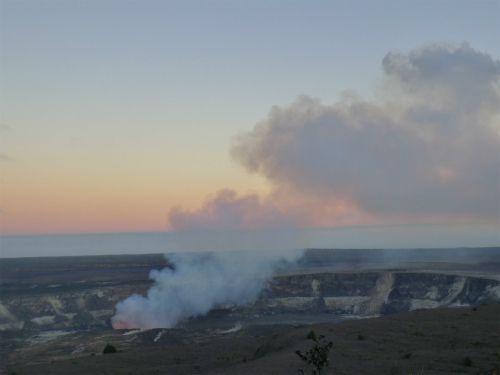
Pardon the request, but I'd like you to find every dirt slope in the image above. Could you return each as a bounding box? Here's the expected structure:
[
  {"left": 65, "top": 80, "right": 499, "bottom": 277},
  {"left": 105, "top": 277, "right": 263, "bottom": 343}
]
[{"left": 11, "top": 303, "right": 500, "bottom": 375}]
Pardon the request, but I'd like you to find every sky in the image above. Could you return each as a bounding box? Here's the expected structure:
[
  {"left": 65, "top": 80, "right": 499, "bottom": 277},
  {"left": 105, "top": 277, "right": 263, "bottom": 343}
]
[{"left": 1, "top": 0, "right": 499, "bottom": 249}]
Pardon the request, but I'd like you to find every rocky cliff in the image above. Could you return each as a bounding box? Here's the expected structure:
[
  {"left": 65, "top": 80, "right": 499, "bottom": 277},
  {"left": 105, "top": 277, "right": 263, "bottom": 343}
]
[
  {"left": 0, "top": 281, "right": 150, "bottom": 332},
  {"left": 1, "top": 271, "right": 499, "bottom": 333},
  {"left": 254, "top": 272, "right": 500, "bottom": 316}
]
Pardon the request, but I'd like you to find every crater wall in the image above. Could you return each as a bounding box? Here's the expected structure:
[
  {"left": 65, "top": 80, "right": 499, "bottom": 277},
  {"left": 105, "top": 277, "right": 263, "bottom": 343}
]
[
  {"left": 253, "top": 272, "right": 500, "bottom": 316},
  {"left": 1, "top": 271, "right": 498, "bottom": 332}
]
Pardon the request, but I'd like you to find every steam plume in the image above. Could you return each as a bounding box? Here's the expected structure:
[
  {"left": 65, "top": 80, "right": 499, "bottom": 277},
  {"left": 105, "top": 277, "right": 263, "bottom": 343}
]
[{"left": 112, "top": 249, "right": 303, "bottom": 329}]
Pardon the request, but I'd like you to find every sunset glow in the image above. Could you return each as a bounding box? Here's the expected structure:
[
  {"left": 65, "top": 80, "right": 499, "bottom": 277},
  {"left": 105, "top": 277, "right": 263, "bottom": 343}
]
[{"left": 1, "top": 1, "right": 498, "bottom": 250}]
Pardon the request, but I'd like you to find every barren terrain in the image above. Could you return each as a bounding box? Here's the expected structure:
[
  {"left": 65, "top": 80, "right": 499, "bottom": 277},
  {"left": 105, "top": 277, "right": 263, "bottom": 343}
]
[{"left": 0, "top": 248, "right": 499, "bottom": 374}]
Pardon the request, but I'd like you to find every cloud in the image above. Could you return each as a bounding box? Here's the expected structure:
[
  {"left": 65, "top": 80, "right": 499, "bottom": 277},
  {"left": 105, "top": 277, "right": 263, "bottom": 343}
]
[
  {"left": 382, "top": 42, "right": 499, "bottom": 113},
  {"left": 170, "top": 42, "right": 500, "bottom": 230},
  {"left": 168, "top": 189, "right": 301, "bottom": 230}
]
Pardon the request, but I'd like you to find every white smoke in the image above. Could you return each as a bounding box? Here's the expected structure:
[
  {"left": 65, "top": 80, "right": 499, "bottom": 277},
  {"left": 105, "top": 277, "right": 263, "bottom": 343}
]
[{"left": 112, "top": 249, "right": 303, "bottom": 329}]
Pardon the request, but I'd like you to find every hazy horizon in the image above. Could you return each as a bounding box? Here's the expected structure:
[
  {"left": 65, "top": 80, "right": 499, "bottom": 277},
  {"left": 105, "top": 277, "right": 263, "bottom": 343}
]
[{"left": 1, "top": 222, "right": 498, "bottom": 258}]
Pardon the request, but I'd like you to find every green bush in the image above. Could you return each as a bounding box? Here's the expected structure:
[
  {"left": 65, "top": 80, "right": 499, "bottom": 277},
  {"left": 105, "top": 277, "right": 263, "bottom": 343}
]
[
  {"left": 296, "top": 334, "right": 333, "bottom": 375},
  {"left": 306, "top": 330, "right": 317, "bottom": 340},
  {"left": 103, "top": 343, "right": 117, "bottom": 354},
  {"left": 357, "top": 334, "right": 365, "bottom": 341}
]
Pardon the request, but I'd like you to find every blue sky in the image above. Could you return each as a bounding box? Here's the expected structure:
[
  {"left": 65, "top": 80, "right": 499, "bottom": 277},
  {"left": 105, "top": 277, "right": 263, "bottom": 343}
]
[{"left": 0, "top": 1, "right": 499, "bottom": 250}]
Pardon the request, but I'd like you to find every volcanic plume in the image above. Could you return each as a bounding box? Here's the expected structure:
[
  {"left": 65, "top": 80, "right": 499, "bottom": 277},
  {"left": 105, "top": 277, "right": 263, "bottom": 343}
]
[
  {"left": 169, "top": 42, "right": 500, "bottom": 230},
  {"left": 112, "top": 249, "right": 303, "bottom": 329}
]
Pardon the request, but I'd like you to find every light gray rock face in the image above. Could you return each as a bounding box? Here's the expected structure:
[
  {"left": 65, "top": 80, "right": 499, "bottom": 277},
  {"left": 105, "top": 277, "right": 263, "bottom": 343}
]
[
  {"left": 257, "top": 272, "right": 500, "bottom": 316},
  {"left": 0, "top": 283, "right": 150, "bottom": 332},
  {"left": 1, "top": 272, "right": 498, "bottom": 332}
]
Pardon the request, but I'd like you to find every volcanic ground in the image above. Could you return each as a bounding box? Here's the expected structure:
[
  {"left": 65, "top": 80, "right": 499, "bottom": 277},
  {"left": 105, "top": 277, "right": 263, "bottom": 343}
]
[{"left": 0, "top": 248, "right": 499, "bottom": 375}]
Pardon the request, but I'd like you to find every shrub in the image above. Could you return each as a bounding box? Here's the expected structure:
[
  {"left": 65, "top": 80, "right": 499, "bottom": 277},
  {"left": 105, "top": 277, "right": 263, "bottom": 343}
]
[
  {"left": 103, "top": 343, "right": 117, "bottom": 354},
  {"left": 296, "top": 334, "right": 333, "bottom": 375},
  {"left": 306, "top": 330, "right": 317, "bottom": 340},
  {"left": 357, "top": 334, "right": 365, "bottom": 341},
  {"left": 463, "top": 356, "right": 472, "bottom": 366}
]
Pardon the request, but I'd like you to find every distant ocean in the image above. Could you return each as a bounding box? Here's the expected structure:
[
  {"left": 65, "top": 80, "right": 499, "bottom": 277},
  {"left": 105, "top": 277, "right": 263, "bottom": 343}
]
[{"left": 1, "top": 223, "right": 498, "bottom": 258}]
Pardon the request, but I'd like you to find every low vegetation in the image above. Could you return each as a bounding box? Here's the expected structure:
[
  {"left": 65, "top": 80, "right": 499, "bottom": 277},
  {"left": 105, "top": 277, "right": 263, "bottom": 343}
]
[
  {"left": 103, "top": 344, "right": 117, "bottom": 354},
  {"left": 463, "top": 356, "right": 472, "bottom": 367},
  {"left": 306, "top": 330, "right": 317, "bottom": 340},
  {"left": 296, "top": 334, "right": 333, "bottom": 375}
]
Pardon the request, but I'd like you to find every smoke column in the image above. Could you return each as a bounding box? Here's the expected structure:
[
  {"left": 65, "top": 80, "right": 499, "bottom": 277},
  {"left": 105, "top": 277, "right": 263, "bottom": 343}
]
[{"left": 112, "top": 249, "right": 303, "bottom": 329}]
